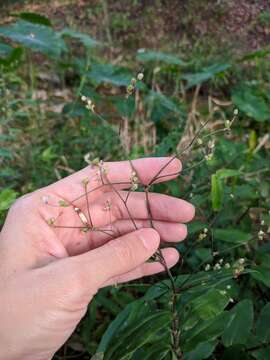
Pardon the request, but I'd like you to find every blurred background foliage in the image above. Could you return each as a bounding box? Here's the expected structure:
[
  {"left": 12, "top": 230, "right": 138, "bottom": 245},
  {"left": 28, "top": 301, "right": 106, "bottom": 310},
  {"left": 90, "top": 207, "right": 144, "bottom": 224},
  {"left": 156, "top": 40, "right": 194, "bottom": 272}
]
[{"left": 0, "top": 1, "right": 270, "bottom": 359}]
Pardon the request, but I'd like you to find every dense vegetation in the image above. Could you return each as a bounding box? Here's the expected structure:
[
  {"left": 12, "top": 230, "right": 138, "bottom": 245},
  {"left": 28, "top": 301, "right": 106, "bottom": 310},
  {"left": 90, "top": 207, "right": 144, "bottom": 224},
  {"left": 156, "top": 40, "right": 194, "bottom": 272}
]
[{"left": 0, "top": 2, "right": 270, "bottom": 359}]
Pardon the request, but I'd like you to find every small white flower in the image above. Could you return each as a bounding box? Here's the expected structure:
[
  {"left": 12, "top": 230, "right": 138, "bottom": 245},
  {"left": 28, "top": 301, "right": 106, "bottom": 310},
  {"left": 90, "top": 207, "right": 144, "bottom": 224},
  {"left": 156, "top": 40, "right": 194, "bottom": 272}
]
[
  {"left": 214, "top": 263, "right": 221, "bottom": 271},
  {"left": 224, "top": 263, "right": 231, "bottom": 269},
  {"left": 238, "top": 258, "right": 245, "bottom": 265},
  {"left": 226, "top": 285, "right": 231, "bottom": 290},
  {"left": 233, "top": 108, "right": 239, "bottom": 116},
  {"left": 225, "top": 120, "right": 231, "bottom": 129},
  {"left": 205, "top": 264, "right": 211, "bottom": 271},
  {"left": 137, "top": 73, "right": 144, "bottom": 81}
]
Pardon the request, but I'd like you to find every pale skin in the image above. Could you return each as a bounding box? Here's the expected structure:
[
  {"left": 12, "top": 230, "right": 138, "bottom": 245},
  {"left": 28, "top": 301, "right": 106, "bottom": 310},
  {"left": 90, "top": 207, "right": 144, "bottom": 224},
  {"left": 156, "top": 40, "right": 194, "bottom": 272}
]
[{"left": 0, "top": 157, "right": 195, "bottom": 360}]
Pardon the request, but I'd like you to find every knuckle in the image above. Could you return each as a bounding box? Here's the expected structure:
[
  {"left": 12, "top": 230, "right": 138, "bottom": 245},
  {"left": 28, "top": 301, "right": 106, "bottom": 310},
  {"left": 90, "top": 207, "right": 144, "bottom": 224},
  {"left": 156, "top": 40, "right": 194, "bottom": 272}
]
[{"left": 110, "top": 239, "right": 135, "bottom": 268}]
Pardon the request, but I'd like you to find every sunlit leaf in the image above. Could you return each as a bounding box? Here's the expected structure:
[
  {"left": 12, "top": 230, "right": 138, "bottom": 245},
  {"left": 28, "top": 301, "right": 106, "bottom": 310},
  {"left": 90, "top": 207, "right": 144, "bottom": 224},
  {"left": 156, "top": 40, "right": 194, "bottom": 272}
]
[
  {"left": 0, "top": 188, "right": 18, "bottom": 211},
  {"left": 0, "top": 20, "right": 67, "bottom": 58}
]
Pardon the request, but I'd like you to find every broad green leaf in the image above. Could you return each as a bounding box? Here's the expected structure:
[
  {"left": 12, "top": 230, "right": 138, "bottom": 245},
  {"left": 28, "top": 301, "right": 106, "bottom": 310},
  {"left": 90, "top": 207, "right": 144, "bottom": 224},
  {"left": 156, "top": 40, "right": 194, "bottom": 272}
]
[
  {"left": 252, "top": 346, "right": 270, "bottom": 360},
  {"left": 136, "top": 49, "right": 186, "bottom": 66},
  {"left": 87, "top": 63, "right": 134, "bottom": 86},
  {"left": 107, "top": 311, "right": 171, "bottom": 360},
  {"left": 232, "top": 87, "right": 270, "bottom": 122},
  {"left": 211, "top": 174, "right": 223, "bottom": 211},
  {"left": 183, "top": 312, "right": 231, "bottom": 351},
  {"left": 59, "top": 28, "right": 101, "bottom": 49},
  {"left": 145, "top": 90, "right": 185, "bottom": 124},
  {"left": 250, "top": 266, "right": 270, "bottom": 287},
  {"left": 213, "top": 228, "right": 252, "bottom": 244},
  {"left": 15, "top": 12, "right": 52, "bottom": 26},
  {"left": 181, "top": 63, "right": 230, "bottom": 89},
  {"left": 0, "top": 188, "right": 18, "bottom": 211},
  {"left": 255, "top": 303, "right": 270, "bottom": 343},
  {"left": 184, "top": 340, "right": 218, "bottom": 360},
  {"left": 0, "top": 20, "right": 67, "bottom": 58},
  {"left": 133, "top": 342, "right": 170, "bottom": 360},
  {"left": 184, "top": 289, "right": 230, "bottom": 330},
  {"left": 97, "top": 300, "right": 151, "bottom": 354},
  {"left": 222, "top": 300, "right": 253, "bottom": 347}
]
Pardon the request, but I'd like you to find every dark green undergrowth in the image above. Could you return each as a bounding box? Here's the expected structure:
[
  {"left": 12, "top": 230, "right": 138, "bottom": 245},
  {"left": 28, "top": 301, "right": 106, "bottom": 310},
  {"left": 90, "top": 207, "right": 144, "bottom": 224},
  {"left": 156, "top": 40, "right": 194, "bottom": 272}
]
[{"left": 0, "top": 9, "right": 270, "bottom": 360}]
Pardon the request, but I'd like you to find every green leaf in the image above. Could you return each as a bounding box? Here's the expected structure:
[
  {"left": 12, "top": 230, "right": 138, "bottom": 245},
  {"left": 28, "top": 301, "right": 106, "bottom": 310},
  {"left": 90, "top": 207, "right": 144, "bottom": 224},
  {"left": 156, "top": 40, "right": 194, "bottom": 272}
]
[
  {"left": 222, "top": 300, "right": 253, "bottom": 347},
  {"left": 255, "top": 303, "right": 270, "bottom": 343},
  {"left": 136, "top": 49, "right": 186, "bottom": 66},
  {"left": 97, "top": 300, "right": 150, "bottom": 354},
  {"left": 232, "top": 87, "right": 270, "bottom": 122},
  {"left": 213, "top": 228, "right": 252, "bottom": 244},
  {"left": 183, "top": 312, "right": 231, "bottom": 351},
  {"left": 87, "top": 63, "right": 134, "bottom": 86},
  {"left": 0, "top": 42, "right": 13, "bottom": 57},
  {"left": 250, "top": 266, "right": 270, "bottom": 287},
  {"left": 252, "top": 346, "right": 270, "bottom": 360},
  {"left": 145, "top": 90, "right": 185, "bottom": 124},
  {"left": 0, "top": 188, "right": 18, "bottom": 211},
  {"left": 0, "top": 20, "right": 67, "bottom": 58},
  {"left": 59, "top": 28, "right": 101, "bottom": 49},
  {"left": 107, "top": 311, "right": 170, "bottom": 360},
  {"left": 211, "top": 174, "right": 223, "bottom": 211},
  {"left": 181, "top": 63, "right": 230, "bottom": 89},
  {"left": 184, "top": 340, "right": 218, "bottom": 360},
  {"left": 240, "top": 47, "right": 270, "bottom": 62},
  {"left": 215, "top": 169, "right": 241, "bottom": 179},
  {"left": 184, "top": 289, "right": 230, "bottom": 331},
  {"left": 15, "top": 12, "right": 52, "bottom": 26}
]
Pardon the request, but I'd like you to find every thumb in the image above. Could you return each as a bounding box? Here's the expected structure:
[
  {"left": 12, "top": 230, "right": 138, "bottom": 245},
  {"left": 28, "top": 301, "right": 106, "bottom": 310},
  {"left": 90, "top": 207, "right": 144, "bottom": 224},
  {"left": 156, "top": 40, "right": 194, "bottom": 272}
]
[{"left": 69, "top": 228, "right": 160, "bottom": 294}]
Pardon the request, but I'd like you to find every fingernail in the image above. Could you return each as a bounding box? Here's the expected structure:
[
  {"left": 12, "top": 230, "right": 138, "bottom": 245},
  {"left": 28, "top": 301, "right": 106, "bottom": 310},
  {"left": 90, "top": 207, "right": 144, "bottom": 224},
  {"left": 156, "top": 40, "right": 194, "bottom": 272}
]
[{"left": 138, "top": 229, "right": 160, "bottom": 250}]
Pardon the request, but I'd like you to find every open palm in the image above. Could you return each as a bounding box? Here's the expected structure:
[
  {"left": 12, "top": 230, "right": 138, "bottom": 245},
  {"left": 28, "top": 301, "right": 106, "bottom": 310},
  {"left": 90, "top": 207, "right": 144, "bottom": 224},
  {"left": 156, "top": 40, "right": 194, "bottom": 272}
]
[{"left": 0, "top": 157, "right": 194, "bottom": 359}]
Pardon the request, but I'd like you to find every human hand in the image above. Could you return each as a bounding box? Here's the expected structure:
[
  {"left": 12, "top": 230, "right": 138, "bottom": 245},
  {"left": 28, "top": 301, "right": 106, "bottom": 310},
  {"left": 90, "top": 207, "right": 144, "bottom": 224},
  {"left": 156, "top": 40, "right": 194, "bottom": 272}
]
[{"left": 0, "top": 157, "right": 194, "bottom": 360}]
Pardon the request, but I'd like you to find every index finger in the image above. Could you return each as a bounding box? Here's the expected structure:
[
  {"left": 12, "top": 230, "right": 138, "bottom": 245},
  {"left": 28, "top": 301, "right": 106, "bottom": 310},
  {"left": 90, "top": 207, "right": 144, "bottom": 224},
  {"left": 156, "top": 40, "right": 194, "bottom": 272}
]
[{"left": 47, "top": 157, "right": 182, "bottom": 200}]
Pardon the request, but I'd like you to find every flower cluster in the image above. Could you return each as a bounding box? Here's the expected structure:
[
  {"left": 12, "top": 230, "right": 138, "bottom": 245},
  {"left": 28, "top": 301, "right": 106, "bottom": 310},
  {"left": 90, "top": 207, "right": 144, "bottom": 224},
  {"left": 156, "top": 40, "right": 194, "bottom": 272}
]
[
  {"left": 198, "top": 228, "right": 208, "bottom": 241},
  {"left": 126, "top": 72, "right": 144, "bottom": 98},
  {"left": 81, "top": 95, "right": 95, "bottom": 113},
  {"left": 130, "top": 170, "right": 139, "bottom": 191},
  {"left": 205, "top": 140, "right": 215, "bottom": 161}
]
